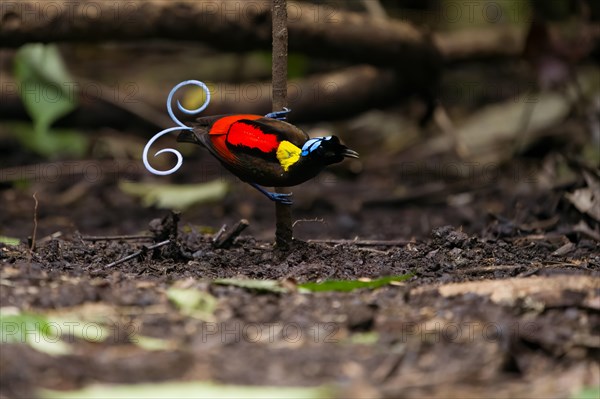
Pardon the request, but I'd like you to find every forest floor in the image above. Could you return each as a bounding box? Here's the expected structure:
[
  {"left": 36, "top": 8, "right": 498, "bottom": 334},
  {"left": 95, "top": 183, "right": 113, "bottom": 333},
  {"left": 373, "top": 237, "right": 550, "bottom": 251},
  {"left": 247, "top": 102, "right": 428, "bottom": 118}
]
[{"left": 1, "top": 131, "right": 598, "bottom": 399}]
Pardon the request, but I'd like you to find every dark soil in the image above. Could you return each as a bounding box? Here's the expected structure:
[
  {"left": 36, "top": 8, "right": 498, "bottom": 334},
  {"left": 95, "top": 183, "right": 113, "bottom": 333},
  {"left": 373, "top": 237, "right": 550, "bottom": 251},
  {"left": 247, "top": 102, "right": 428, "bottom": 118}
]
[{"left": 1, "top": 142, "right": 599, "bottom": 398}]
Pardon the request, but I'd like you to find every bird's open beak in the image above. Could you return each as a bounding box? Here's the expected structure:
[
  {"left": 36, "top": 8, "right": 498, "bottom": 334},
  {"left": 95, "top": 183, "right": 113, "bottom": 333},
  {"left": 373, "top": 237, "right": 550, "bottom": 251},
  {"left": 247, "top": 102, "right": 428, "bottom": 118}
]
[{"left": 343, "top": 148, "right": 360, "bottom": 159}]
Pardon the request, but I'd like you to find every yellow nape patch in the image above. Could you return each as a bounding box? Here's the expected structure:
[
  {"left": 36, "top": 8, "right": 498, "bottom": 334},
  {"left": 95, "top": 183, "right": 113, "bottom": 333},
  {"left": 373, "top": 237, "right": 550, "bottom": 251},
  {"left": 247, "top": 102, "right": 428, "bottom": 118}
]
[{"left": 276, "top": 140, "right": 301, "bottom": 171}]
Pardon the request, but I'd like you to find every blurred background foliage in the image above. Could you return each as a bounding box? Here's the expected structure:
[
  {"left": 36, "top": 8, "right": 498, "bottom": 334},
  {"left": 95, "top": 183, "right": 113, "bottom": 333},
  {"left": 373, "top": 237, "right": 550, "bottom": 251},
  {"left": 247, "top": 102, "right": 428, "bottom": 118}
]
[
  {"left": 2, "top": 0, "right": 597, "bottom": 155},
  {"left": 0, "top": 0, "right": 598, "bottom": 228}
]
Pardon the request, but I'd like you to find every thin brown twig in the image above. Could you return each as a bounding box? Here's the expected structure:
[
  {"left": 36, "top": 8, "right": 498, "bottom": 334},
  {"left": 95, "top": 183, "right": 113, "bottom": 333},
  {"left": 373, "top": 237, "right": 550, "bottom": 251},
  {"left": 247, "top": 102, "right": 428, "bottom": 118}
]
[
  {"left": 105, "top": 239, "right": 170, "bottom": 268},
  {"left": 82, "top": 234, "right": 154, "bottom": 242},
  {"left": 463, "top": 262, "right": 587, "bottom": 277},
  {"left": 463, "top": 264, "right": 527, "bottom": 275},
  {"left": 26, "top": 192, "right": 39, "bottom": 272},
  {"left": 29, "top": 192, "right": 38, "bottom": 252},
  {"left": 292, "top": 218, "right": 325, "bottom": 228},
  {"left": 307, "top": 238, "right": 412, "bottom": 247},
  {"left": 272, "top": 0, "right": 293, "bottom": 249}
]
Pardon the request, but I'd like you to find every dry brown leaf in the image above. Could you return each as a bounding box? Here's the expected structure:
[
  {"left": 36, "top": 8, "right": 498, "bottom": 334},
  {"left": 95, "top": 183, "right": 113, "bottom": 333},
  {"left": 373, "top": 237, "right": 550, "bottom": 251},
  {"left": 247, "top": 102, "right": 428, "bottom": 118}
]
[{"left": 412, "top": 276, "right": 598, "bottom": 308}]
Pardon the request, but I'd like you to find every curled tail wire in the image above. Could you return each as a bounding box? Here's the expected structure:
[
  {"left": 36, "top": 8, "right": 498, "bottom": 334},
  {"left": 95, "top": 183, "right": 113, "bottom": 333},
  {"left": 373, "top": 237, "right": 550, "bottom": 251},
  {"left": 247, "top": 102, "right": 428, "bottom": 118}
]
[{"left": 142, "top": 80, "right": 210, "bottom": 176}]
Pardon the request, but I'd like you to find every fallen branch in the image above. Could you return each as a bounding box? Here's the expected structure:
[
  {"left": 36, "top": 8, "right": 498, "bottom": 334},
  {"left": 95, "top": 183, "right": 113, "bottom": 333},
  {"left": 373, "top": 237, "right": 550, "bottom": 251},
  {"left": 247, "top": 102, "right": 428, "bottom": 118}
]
[
  {"left": 76, "top": 77, "right": 172, "bottom": 129},
  {"left": 0, "top": 65, "right": 401, "bottom": 125},
  {"left": 204, "top": 65, "right": 399, "bottom": 122},
  {"left": 213, "top": 219, "right": 249, "bottom": 249},
  {"left": 37, "top": 231, "right": 63, "bottom": 245},
  {"left": 433, "top": 25, "right": 524, "bottom": 62},
  {"left": 0, "top": 0, "right": 441, "bottom": 68},
  {"left": 211, "top": 224, "right": 228, "bottom": 245},
  {"left": 0, "top": 160, "right": 146, "bottom": 184},
  {"left": 1, "top": 1, "right": 544, "bottom": 64}
]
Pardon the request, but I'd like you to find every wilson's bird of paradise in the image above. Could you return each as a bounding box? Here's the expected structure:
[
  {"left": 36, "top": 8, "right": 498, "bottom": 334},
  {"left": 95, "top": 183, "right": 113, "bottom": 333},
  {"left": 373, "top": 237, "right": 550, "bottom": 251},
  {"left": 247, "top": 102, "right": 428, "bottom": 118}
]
[{"left": 177, "top": 109, "right": 359, "bottom": 205}]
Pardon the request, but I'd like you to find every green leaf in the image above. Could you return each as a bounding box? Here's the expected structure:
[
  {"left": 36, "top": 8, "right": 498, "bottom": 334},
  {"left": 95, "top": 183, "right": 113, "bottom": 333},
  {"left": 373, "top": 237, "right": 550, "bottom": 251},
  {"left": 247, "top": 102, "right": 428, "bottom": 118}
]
[
  {"left": 40, "top": 381, "right": 334, "bottom": 399},
  {"left": 298, "top": 274, "right": 414, "bottom": 293},
  {"left": 167, "top": 287, "right": 217, "bottom": 320},
  {"left": 213, "top": 278, "right": 289, "bottom": 294},
  {"left": 46, "top": 315, "right": 110, "bottom": 343},
  {"left": 12, "top": 44, "right": 86, "bottom": 157},
  {"left": 213, "top": 275, "right": 414, "bottom": 294},
  {"left": 133, "top": 335, "right": 174, "bottom": 351},
  {"left": 0, "top": 236, "right": 20, "bottom": 246},
  {"left": 0, "top": 309, "right": 71, "bottom": 355},
  {"left": 288, "top": 53, "right": 308, "bottom": 79},
  {"left": 14, "top": 44, "right": 77, "bottom": 133},
  {"left": 347, "top": 331, "right": 379, "bottom": 345},
  {"left": 119, "top": 180, "right": 228, "bottom": 210},
  {"left": 1, "top": 309, "right": 48, "bottom": 343},
  {"left": 571, "top": 386, "right": 600, "bottom": 399},
  {"left": 11, "top": 123, "right": 87, "bottom": 158}
]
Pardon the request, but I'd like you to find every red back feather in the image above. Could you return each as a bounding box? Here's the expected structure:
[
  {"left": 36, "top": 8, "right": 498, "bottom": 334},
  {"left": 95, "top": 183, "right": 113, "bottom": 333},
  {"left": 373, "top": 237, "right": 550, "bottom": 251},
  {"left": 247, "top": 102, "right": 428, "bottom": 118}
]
[
  {"left": 209, "top": 114, "right": 261, "bottom": 135},
  {"left": 207, "top": 114, "right": 286, "bottom": 166}
]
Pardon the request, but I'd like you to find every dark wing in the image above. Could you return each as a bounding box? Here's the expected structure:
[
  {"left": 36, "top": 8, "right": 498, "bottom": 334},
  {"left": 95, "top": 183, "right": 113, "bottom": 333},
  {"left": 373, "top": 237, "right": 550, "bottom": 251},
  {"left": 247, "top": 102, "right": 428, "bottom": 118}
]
[
  {"left": 179, "top": 114, "right": 309, "bottom": 186},
  {"left": 198, "top": 125, "right": 285, "bottom": 185}
]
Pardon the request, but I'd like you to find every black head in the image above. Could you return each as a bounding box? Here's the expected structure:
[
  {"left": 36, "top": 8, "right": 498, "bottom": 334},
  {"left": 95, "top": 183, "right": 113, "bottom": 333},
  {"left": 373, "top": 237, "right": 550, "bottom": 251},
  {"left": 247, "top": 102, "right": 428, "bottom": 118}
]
[{"left": 300, "top": 136, "right": 359, "bottom": 165}]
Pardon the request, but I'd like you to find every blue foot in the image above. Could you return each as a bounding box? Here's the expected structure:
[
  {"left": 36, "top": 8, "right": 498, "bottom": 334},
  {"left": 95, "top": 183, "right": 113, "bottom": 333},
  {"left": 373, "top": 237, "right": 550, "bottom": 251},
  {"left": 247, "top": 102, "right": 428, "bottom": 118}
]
[
  {"left": 250, "top": 183, "right": 293, "bottom": 205},
  {"left": 265, "top": 107, "right": 291, "bottom": 121}
]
